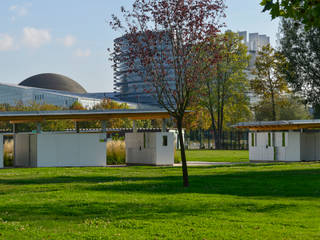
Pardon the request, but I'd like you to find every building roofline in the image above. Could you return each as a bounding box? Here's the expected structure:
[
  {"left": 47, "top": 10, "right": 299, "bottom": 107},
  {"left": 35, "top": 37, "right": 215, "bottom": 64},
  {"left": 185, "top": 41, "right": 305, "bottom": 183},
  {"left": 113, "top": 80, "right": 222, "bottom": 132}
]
[
  {"left": 233, "top": 119, "right": 320, "bottom": 131},
  {"left": 0, "top": 109, "right": 173, "bottom": 123}
]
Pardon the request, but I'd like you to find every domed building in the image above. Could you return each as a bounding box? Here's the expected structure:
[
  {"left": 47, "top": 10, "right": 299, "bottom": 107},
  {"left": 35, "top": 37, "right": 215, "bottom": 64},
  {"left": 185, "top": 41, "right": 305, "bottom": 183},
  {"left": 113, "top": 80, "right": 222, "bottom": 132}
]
[
  {"left": 19, "top": 73, "right": 87, "bottom": 94},
  {"left": 0, "top": 73, "right": 115, "bottom": 108}
]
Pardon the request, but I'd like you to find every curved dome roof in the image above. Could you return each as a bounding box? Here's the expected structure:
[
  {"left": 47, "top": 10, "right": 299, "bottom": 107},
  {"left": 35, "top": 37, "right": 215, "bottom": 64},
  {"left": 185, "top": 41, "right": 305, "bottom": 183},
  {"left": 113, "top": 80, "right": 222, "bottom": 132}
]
[{"left": 19, "top": 73, "right": 87, "bottom": 94}]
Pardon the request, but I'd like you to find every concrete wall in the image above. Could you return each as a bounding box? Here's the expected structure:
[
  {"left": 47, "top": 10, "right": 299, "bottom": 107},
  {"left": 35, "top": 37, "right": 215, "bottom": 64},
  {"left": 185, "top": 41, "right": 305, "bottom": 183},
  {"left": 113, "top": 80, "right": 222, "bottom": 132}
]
[
  {"left": 300, "top": 132, "right": 320, "bottom": 161},
  {"left": 249, "top": 132, "right": 274, "bottom": 161},
  {"left": 0, "top": 135, "right": 3, "bottom": 168},
  {"left": 37, "top": 133, "right": 106, "bottom": 167},
  {"left": 14, "top": 134, "right": 37, "bottom": 167},
  {"left": 249, "top": 131, "right": 300, "bottom": 161},
  {"left": 285, "top": 131, "right": 301, "bottom": 161},
  {"left": 125, "top": 132, "right": 174, "bottom": 166}
]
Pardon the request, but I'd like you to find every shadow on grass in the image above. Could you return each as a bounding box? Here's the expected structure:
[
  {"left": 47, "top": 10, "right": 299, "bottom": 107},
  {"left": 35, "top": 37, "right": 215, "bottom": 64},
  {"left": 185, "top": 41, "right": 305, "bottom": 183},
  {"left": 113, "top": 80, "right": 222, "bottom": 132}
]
[
  {"left": 1, "top": 168, "right": 320, "bottom": 198},
  {"left": 0, "top": 167, "right": 316, "bottom": 224},
  {"left": 84, "top": 169, "right": 320, "bottom": 198},
  {"left": 0, "top": 198, "right": 297, "bottom": 224}
]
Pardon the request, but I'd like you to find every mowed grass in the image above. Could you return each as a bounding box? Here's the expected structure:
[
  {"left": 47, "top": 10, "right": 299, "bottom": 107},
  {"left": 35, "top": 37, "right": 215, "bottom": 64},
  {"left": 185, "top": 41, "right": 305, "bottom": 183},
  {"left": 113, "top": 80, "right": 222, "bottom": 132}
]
[
  {"left": 176, "top": 149, "right": 249, "bottom": 162},
  {"left": 0, "top": 163, "right": 320, "bottom": 239}
]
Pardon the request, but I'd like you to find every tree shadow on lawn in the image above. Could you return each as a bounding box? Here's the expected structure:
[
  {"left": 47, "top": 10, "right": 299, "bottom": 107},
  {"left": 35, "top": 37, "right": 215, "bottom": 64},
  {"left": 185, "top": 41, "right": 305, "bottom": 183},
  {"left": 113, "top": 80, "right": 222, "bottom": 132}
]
[
  {"left": 1, "top": 168, "right": 320, "bottom": 198},
  {"left": 0, "top": 197, "right": 297, "bottom": 224},
  {"left": 84, "top": 168, "right": 320, "bottom": 198}
]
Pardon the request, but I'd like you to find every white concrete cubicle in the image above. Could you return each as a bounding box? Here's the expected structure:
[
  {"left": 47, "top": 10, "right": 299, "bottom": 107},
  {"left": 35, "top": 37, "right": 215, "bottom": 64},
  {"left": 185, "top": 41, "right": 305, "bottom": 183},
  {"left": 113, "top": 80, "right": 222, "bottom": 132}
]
[
  {"left": 249, "top": 131, "right": 301, "bottom": 161},
  {"left": 125, "top": 132, "right": 174, "bottom": 166},
  {"left": 14, "top": 133, "right": 107, "bottom": 168},
  {"left": 234, "top": 120, "right": 320, "bottom": 162}
]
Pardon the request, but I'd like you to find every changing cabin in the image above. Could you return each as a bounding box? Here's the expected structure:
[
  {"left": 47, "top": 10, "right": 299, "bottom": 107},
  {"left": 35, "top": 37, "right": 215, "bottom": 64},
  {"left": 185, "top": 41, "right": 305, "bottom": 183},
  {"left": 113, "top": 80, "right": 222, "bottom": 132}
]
[{"left": 233, "top": 120, "right": 320, "bottom": 162}]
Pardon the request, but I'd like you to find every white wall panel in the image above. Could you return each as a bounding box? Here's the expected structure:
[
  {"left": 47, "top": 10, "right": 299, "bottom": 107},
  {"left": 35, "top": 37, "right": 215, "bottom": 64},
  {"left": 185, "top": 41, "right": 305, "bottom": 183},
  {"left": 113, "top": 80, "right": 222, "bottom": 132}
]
[
  {"left": 0, "top": 135, "right": 3, "bottom": 168},
  {"left": 37, "top": 133, "right": 106, "bottom": 167}
]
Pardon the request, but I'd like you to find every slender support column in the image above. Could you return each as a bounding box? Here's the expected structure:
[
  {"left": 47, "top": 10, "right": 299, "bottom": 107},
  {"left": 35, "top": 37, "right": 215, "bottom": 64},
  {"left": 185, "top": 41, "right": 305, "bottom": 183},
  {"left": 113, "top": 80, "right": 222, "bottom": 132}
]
[
  {"left": 101, "top": 120, "right": 107, "bottom": 133},
  {"left": 162, "top": 119, "right": 167, "bottom": 132},
  {"left": 12, "top": 123, "right": 16, "bottom": 133},
  {"left": 37, "top": 122, "right": 41, "bottom": 133},
  {"left": 75, "top": 122, "right": 80, "bottom": 133},
  {"left": 132, "top": 120, "right": 137, "bottom": 133}
]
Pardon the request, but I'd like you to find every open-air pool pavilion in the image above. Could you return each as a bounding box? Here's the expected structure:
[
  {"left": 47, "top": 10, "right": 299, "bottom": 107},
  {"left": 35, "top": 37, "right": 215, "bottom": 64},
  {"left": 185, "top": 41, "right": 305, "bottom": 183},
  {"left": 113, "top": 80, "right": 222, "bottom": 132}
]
[
  {"left": 0, "top": 109, "right": 175, "bottom": 168},
  {"left": 234, "top": 120, "right": 320, "bottom": 162}
]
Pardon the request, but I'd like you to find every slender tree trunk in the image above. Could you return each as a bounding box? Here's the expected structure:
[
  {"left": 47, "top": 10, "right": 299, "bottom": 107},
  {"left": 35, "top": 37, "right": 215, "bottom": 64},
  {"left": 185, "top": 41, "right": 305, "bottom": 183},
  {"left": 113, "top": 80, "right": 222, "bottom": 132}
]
[
  {"left": 209, "top": 108, "right": 220, "bottom": 150},
  {"left": 271, "top": 91, "right": 276, "bottom": 121},
  {"left": 177, "top": 117, "right": 189, "bottom": 187},
  {"left": 211, "top": 118, "right": 219, "bottom": 150}
]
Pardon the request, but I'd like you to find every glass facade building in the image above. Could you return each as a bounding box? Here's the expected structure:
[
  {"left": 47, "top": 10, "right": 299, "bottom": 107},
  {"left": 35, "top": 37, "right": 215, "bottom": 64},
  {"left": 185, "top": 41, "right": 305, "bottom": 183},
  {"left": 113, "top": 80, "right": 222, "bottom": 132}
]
[{"left": 113, "top": 33, "right": 176, "bottom": 106}]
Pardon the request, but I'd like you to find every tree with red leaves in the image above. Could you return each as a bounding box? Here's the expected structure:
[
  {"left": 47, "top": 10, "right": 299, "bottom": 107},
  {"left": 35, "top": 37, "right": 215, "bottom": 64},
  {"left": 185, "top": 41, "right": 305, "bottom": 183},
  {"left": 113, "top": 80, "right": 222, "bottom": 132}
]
[{"left": 110, "top": 0, "right": 226, "bottom": 187}]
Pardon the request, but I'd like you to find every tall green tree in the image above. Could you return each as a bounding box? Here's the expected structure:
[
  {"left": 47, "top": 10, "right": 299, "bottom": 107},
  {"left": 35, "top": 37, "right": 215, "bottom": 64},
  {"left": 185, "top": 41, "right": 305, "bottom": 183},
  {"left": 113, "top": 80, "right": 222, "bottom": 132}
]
[
  {"left": 251, "top": 44, "right": 289, "bottom": 121},
  {"left": 261, "top": 0, "right": 320, "bottom": 28},
  {"left": 279, "top": 19, "right": 320, "bottom": 116},
  {"left": 254, "top": 95, "right": 310, "bottom": 121},
  {"left": 199, "top": 31, "right": 251, "bottom": 149}
]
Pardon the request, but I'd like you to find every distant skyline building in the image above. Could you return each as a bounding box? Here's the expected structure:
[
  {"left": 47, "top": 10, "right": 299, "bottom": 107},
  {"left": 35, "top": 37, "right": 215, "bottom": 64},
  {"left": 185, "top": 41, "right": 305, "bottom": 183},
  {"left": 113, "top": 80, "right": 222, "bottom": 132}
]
[
  {"left": 236, "top": 31, "right": 270, "bottom": 71},
  {"left": 113, "top": 32, "right": 175, "bottom": 106},
  {"left": 238, "top": 31, "right": 270, "bottom": 52},
  {"left": 236, "top": 31, "right": 271, "bottom": 105}
]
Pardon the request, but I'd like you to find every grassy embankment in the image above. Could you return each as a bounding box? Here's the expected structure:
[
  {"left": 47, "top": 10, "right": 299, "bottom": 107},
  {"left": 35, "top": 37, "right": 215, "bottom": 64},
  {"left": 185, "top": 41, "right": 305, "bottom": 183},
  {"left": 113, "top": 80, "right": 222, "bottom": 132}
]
[{"left": 0, "top": 163, "right": 320, "bottom": 239}]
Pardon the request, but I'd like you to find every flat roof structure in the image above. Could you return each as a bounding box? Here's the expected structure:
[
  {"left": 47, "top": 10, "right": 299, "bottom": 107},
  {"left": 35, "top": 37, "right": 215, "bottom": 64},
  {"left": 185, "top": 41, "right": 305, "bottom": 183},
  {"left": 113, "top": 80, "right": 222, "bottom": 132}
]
[
  {"left": 233, "top": 120, "right": 320, "bottom": 131},
  {"left": 0, "top": 109, "right": 171, "bottom": 123}
]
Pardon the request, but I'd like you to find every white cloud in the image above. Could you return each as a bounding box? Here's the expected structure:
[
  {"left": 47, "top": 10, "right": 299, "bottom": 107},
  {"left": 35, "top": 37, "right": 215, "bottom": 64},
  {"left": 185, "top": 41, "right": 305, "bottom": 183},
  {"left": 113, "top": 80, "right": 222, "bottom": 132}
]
[
  {"left": 0, "top": 34, "right": 14, "bottom": 51},
  {"left": 9, "top": 3, "right": 31, "bottom": 21},
  {"left": 23, "top": 27, "right": 51, "bottom": 48},
  {"left": 75, "top": 49, "right": 91, "bottom": 57},
  {"left": 59, "top": 35, "right": 76, "bottom": 47}
]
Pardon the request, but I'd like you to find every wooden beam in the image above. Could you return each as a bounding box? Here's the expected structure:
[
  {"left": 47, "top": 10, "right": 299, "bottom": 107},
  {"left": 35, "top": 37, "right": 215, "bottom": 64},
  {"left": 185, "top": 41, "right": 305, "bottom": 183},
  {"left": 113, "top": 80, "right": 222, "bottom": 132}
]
[
  {"left": 4, "top": 111, "right": 171, "bottom": 123},
  {"left": 248, "top": 124, "right": 320, "bottom": 131}
]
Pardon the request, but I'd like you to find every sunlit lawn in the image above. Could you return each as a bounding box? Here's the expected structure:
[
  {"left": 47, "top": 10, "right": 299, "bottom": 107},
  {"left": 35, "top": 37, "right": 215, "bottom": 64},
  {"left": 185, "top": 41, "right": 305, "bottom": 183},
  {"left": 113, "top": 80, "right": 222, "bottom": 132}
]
[
  {"left": 176, "top": 149, "right": 249, "bottom": 162},
  {"left": 0, "top": 163, "right": 320, "bottom": 239}
]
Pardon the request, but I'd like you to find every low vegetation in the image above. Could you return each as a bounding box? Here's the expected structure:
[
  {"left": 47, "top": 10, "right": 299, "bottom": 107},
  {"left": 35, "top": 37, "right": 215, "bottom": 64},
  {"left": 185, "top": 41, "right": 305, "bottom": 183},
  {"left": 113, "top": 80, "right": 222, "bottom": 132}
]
[
  {"left": 107, "top": 140, "right": 126, "bottom": 165},
  {"left": 0, "top": 163, "right": 320, "bottom": 239},
  {"left": 175, "top": 149, "right": 249, "bottom": 163},
  {"left": 3, "top": 139, "right": 13, "bottom": 167}
]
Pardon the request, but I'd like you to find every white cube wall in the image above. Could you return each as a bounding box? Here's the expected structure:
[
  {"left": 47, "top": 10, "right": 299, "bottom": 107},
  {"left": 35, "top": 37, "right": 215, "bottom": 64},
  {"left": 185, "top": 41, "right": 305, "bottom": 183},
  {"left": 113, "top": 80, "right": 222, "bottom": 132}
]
[
  {"left": 125, "top": 132, "right": 174, "bottom": 166},
  {"left": 10, "top": 133, "right": 107, "bottom": 168},
  {"left": 249, "top": 131, "right": 303, "bottom": 162},
  {"left": 0, "top": 135, "right": 3, "bottom": 168},
  {"left": 36, "top": 133, "right": 107, "bottom": 167}
]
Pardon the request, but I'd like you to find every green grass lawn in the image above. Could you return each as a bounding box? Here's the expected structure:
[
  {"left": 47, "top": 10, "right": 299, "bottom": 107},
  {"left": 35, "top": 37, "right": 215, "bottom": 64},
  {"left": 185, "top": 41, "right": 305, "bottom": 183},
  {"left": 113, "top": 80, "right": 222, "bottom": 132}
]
[
  {"left": 176, "top": 149, "right": 249, "bottom": 162},
  {"left": 0, "top": 163, "right": 320, "bottom": 239}
]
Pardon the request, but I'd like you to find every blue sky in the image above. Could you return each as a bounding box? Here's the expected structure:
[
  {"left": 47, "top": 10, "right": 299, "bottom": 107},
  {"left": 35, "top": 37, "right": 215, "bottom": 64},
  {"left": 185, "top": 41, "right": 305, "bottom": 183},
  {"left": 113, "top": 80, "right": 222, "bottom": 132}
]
[{"left": 0, "top": 0, "right": 279, "bottom": 93}]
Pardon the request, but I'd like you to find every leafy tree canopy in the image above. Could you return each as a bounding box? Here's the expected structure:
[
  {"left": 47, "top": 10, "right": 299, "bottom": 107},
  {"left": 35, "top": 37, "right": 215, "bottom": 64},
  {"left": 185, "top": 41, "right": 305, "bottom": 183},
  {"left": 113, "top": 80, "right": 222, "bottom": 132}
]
[
  {"left": 279, "top": 18, "right": 320, "bottom": 109},
  {"left": 261, "top": 0, "right": 320, "bottom": 28},
  {"left": 251, "top": 44, "right": 289, "bottom": 121},
  {"left": 254, "top": 95, "right": 310, "bottom": 121},
  {"left": 198, "top": 31, "right": 251, "bottom": 147}
]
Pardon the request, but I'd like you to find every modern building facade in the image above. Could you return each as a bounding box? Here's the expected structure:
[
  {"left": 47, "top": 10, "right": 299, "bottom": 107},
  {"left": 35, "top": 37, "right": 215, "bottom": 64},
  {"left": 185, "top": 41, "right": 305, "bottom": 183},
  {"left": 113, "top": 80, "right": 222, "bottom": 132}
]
[
  {"left": 237, "top": 31, "right": 271, "bottom": 105},
  {"left": 113, "top": 33, "right": 176, "bottom": 106}
]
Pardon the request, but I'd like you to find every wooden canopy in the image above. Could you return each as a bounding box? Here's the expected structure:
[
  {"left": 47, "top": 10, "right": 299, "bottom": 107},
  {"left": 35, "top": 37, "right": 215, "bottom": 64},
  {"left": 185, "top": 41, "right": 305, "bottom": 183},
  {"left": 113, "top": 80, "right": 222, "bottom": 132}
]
[
  {"left": 233, "top": 120, "right": 320, "bottom": 131},
  {"left": 0, "top": 109, "right": 171, "bottom": 124}
]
